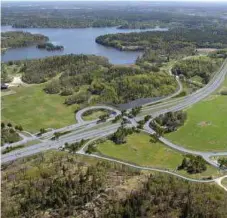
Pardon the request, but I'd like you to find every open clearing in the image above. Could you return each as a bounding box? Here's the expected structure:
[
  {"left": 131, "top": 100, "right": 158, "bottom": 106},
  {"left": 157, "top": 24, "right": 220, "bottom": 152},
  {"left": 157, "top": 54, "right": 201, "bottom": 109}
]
[
  {"left": 96, "top": 132, "right": 219, "bottom": 178},
  {"left": 97, "top": 133, "right": 182, "bottom": 169},
  {"left": 6, "top": 76, "right": 25, "bottom": 87},
  {"left": 2, "top": 84, "right": 78, "bottom": 133},
  {"left": 166, "top": 78, "right": 227, "bottom": 152}
]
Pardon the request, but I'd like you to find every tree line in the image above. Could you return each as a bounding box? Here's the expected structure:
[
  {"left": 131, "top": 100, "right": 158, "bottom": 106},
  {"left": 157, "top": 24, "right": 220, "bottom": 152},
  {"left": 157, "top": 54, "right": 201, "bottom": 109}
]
[
  {"left": 96, "top": 28, "right": 227, "bottom": 52},
  {"left": 6, "top": 54, "right": 177, "bottom": 106},
  {"left": 2, "top": 4, "right": 224, "bottom": 30}
]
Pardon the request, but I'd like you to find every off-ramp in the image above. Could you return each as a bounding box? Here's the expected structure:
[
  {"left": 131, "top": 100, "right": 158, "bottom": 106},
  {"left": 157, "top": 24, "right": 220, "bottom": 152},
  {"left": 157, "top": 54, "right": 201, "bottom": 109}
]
[{"left": 2, "top": 59, "right": 227, "bottom": 190}]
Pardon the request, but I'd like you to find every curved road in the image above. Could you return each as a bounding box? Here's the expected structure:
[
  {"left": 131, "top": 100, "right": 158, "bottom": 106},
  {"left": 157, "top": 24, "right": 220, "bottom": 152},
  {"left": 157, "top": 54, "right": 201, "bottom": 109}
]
[
  {"left": 76, "top": 135, "right": 221, "bottom": 184},
  {"left": 143, "top": 128, "right": 227, "bottom": 168},
  {"left": 143, "top": 59, "right": 227, "bottom": 167},
  {"left": 1, "top": 69, "right": 179, "bottom": 149},
  {"left": 2, "top": 58, "right": 227, "bottom": 187},
  {"left": 75, "top": 105, "right": 121, "bottom": 124},
  {"left": 214, "top": 175, "right": 227, "bottom": 191},
  {"left": 140, "top": 75, "right": 183, "bottom": 108}
]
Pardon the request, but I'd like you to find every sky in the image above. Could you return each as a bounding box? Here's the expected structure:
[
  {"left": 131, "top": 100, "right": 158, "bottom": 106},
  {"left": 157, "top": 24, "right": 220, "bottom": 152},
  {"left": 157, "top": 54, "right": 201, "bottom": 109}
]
[{"left": 2, "top": 0, "right": 227, "bottom": 2}]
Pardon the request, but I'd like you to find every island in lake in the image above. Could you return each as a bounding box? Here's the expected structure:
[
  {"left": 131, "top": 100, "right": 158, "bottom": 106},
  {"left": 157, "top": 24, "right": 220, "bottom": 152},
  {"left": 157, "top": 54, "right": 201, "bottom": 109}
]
[
  {"left": 1, "top": 31, "right": 48, "bottom": 53},
  {"left": 37, "top": 42, "right": 64, "bottom": 51}
]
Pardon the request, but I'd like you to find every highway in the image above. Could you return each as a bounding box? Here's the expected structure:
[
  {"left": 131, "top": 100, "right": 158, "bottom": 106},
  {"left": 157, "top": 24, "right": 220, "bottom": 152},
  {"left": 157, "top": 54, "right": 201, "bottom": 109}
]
[
  {"left": 1, "top": 68, "right": 182, "bottom": 151},
  {"left": 142, "top": 59, "right": 227, "bottom": 166},
  {"left": 1, "top": 123, "right": 121, "bottom": 163},
  {"left": 2, "top": 58, "right": 227, "bottom": 178},
  {"left": 1, "top": 106, "right": 121, "bottom": 151}
]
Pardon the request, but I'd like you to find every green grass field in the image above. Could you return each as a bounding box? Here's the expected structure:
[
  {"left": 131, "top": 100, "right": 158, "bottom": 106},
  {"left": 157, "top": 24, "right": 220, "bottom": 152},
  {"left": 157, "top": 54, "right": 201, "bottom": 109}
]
[
  {"left": 82, "top": 110, "right": 108, "bottom": 121},
  {"left": 177, "top": 165, "right": 221, "bottom": 179},
  {"left": 96, "top": 132, "right": 219, "bottom": 178},
  {"left": 2, "top": 85, "right": 78, "bottom": 133},
  {"left": 166, "top": 78, "right": 227, "bottom": 152},
  {"left": 97, "top": 133, "right": 182, "bottom": 169}
]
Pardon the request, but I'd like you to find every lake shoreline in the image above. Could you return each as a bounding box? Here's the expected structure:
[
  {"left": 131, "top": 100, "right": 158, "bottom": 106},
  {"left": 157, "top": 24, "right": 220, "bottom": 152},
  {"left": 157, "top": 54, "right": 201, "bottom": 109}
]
[{"left": 1, "top": 26, "right": 167, "bottom": 64}]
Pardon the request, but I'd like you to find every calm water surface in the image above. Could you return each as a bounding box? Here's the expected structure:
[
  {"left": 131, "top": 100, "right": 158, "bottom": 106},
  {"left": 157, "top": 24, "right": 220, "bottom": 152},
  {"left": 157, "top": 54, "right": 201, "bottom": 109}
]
[{"left": 1, "top": 26, "right": 167, "bottom": 64}]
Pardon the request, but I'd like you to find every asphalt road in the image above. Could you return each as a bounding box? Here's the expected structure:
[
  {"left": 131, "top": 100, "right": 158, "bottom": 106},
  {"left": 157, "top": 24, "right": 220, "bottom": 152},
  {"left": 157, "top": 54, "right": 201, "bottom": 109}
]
[
  {"left": 2, "top": 59, "right": 227, "bottom": 170},
  {"left": 143, "top": 59, "right": 227, "bottom": 166},
  {"left": 75, "top": 105, "right": 121, "bottom": 124},
  {"left": 1, "top": 107, "right": 120, "bottom": 151}
]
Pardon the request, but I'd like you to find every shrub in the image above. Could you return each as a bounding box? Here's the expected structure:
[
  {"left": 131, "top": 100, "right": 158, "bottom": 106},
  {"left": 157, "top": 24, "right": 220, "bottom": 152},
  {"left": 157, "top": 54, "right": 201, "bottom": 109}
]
[
  {"left": 64, "top": 92, "right": 89, "bottom": 105},
  {"left": 220, "top": 90, "right": 227, "bottom": 95},
  {"left": 178, "top": 155, "right": 207, "bottom": 174},
  {"left": 60, "top": 88, "right": 73, "bottom": 96},
  {"left": 44, "top": 80, "right": 61, "bottom": 94}
]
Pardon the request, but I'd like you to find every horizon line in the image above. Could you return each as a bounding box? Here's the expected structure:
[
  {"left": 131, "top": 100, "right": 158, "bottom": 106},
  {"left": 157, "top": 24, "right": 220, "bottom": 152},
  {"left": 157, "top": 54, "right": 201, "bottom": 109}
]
[{"left": 2, "top": 0, "right": 227, "bottom": 2}]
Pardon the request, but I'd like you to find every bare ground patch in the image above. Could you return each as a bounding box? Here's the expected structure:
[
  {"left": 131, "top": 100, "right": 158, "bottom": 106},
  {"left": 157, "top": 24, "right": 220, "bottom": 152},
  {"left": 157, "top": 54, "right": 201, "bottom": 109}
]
[{"left": 197, "top": 121, "right": 212, "bottom": 127}]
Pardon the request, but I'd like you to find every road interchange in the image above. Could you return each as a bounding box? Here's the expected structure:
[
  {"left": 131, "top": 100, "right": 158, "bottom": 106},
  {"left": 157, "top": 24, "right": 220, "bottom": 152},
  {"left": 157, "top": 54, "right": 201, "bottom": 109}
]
[{"left": 1, "top": 58, "right": 227, "bottom": 188}]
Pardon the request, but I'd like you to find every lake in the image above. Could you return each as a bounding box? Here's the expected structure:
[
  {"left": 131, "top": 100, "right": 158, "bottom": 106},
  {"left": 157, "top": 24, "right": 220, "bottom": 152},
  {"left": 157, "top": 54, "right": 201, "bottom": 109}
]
[{"left": 1, "top": 26, "right": 168, "bottom": 64}]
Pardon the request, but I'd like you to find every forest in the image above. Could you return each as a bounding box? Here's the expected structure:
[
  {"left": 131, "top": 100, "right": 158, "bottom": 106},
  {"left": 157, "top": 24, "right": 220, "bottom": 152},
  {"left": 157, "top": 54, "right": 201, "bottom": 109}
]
[
  {"left": 2, "top": 3, "right": 226, "bottom": 30},
  {"left": 172, "top": 56, "right": 222, "bottom": 84},
  {"left": 1, "top": 31, "right": 48, "bottom": 49},
  {"left": 5, "top": 54, "right": 177, "bottom": 105},
  {"left": 95, "top": 29, "right": 226, "bottom": 82},
  {"left": 2, "top": 151, "right": 227, "bottom": 218},
  {"left": 96, "top": 28, "right": 227, "bottom": 52}
]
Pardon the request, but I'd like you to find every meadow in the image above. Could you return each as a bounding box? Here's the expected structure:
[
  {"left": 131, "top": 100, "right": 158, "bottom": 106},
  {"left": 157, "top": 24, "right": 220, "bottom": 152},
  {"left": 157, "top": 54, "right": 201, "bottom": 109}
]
[
  {"left": 96, "top": 132, "right": 220, "bottom": 178},
  {"left": 2, "top": 85, "right": 78, "bottom": 132},
  {"left": 166, "top": 78, "right": 227, "bottom": 152}
]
